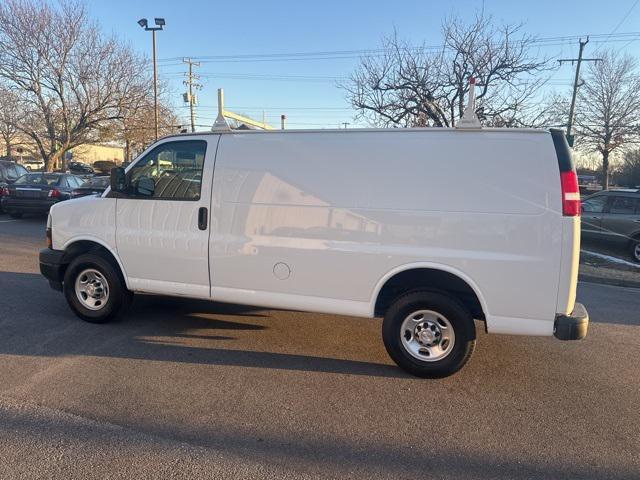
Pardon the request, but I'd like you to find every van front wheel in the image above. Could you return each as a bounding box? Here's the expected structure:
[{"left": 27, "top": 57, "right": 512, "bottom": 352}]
[
  {"left": 382, "top": 291, "right": 476, "bottom": 378},
  {"left": 63, "top": 253, "right": 132, "bottom": 323}
]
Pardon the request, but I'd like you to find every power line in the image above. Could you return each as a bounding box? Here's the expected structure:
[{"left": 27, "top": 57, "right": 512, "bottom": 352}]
[
  {"left": 619, "top": 36, "right": 640, "bottom": 50},
  {"left": 178, "top": 105, "right": 353, "bottom": 110},
  {"left": 593, "top": 0, "right": 640, "bottom": 55},
  {"left": 155, "top": 32, "right": 640, "bottom": 64},
  {"left": 163, "top": 72, "right": 344, "bottom": 83},
  {"left": 605, "top": 0, "right": 639, "bottom": 39},
  {"left": 163, "top": 71, "right": 575, "bottom": 84}
]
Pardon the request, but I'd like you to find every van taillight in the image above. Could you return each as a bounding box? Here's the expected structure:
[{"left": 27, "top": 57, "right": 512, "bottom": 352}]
[
  {"left": 561, "top": 170, "right": 581, "bottom": 216},
  {"left": 550, "top": 129, "right": 580, "bottom": 217}
]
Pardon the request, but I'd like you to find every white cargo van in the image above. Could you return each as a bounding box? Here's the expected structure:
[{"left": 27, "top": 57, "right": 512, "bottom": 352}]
[{"left": 39, "top": 127, "right": 588, "bottom": 377}]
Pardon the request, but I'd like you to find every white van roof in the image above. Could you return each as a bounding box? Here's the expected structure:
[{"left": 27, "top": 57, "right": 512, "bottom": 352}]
[{"left": 161, "top": 127, "right": 550, "bottom": 141}]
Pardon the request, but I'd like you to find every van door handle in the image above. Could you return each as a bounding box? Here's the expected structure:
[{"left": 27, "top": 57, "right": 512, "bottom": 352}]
[{"left": 198, "top": 207, "right": 208, "bottom": 230}]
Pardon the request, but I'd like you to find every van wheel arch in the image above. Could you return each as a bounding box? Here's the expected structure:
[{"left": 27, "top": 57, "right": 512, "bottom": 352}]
[
  {"left": 62, "top": 241, "right": 127, "bottom": 287},
  {"left": 374, "top": 267, "right": 486, "bottom": 322}
]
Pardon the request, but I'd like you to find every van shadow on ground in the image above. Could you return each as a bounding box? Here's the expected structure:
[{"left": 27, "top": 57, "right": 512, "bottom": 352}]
[{"left": 0, "top": 271, "right": 405, "bottom": 378}]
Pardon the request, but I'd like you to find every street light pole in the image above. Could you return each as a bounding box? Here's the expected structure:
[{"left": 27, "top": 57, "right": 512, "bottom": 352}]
[
  {"left": 152, "top": 29, "right": 158, "bottom": 140},
  {"left": 138, "top": 17, "right": 165, "bottom": 141}
]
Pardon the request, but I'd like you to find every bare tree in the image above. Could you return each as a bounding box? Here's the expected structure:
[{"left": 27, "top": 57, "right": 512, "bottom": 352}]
[
  {"left": 491, "top": 92, "right": 569, "bottom": 129},
  {"left": 119, "top": 100, "right": 182, "bottom": 161},
  {"left": 342, "top": 14, "right": 550, "bottom": 128},
  {"left": 574, "top": 51, "right": 640, "bottom": 189},
  {"left": 617, "top": 149, "right": 640, "bottom": 188},
  {"left": 0, "top": 86, "right": 21, "bottom": 157},
  {"left": 575, "top": 152, "right": 603, "bottom": 173},
  {"left": 0, "top": 0, "right": 149, "bottom": 171}
]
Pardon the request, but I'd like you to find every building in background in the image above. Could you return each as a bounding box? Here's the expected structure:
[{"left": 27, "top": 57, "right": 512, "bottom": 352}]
[{"left": 68, "top": 143, "right": 124, "bottom": 166}]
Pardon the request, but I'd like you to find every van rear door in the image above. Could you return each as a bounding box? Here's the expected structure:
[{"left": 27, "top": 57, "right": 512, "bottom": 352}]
[{"left": 551, "top": 129, "right": 581, "bottom": 317}]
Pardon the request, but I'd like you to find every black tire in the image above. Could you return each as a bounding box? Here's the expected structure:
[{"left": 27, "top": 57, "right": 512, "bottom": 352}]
[
  {"left": 9, "top": 211, "right": 23, "bottom": 219},
  {"left": 382, "top": 291, "right": 476, "bottom": 378},
  {"left": 630, "top": 237, "right": 640, "bottom": 264},
  {"left": 63, "top": 252, "right": 133, "bottom": 323}
]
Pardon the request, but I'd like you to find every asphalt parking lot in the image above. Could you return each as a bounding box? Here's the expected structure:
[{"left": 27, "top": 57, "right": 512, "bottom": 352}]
[{"left": 0, "top": 213, "right": 639, "bottom": 479}]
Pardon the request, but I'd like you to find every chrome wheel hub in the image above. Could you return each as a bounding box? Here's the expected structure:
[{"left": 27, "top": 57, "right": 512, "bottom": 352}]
[
  {"left": 75, "top": 268, "right": 110, "bottom": 311},
  {"left": 417, "top": 325, "right": 438, "bottom": 345},
  {"left": 400, "top": 310, "right": 455, "bottom": 362}
]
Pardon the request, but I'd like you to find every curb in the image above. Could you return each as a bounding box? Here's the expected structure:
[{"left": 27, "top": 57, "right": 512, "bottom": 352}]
[{"left": 578, "top": 274, "right": 640, "bottom": 289}]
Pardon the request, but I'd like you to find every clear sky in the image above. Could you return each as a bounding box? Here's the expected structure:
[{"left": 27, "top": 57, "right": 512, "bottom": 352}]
[{"left": 87, "top": 0, "right": 640, "bottom": 130}]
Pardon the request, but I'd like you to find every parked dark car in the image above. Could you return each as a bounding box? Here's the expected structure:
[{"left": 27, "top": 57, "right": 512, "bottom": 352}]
[
  {"left": 0, "top": 172, "right": 84, "bottom": 218},
  {"left": 71, "top": 176, "right": 109, "bottom": 198},
  {"left": 0, "top": 160, "right": 29, "bottom": 213},
  {"left": 581, "top": 189, "right": 640, "bottom": 262},
  {"left": 92, "top": 160, "right": 118, "bottom": 175},
  {"left": 67, "top": 161, "right": 95, "bottom": 176}
]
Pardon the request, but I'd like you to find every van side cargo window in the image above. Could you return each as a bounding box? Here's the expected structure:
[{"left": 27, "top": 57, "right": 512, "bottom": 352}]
[{"left": 126, "top": 140, "right": 207, "bottom": 201}]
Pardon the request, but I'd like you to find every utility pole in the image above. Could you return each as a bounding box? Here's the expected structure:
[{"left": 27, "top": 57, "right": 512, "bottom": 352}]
[
  {"left": 138, "top": 18, "right": 166, "bottom": 141},
  {"left": 182, "top": 58, "right": 201, "bottom": 133},
  {"left": 342, "top": 122, "right": 350, "bottom": 129},
  {"left": 558, "top": 37, "right": 601, "bottom": 147}
]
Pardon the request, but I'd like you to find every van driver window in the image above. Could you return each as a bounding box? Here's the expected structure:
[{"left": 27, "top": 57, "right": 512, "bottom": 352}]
[{"left": 126, "top": 140, "right": 207, "bottom": 200}]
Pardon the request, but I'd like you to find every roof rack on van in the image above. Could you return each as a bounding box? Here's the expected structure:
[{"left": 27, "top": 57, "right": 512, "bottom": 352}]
[
  {"left": 212, "top": 88, "right": 275, "bottom": 132},
  {"left": 456, "top": 78, "right": 482, "bottom": 130}
]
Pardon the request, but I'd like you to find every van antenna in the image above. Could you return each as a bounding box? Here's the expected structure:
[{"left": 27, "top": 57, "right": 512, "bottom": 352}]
[{"left": 457, "top": 77, "right": 481, "bottom": 129}]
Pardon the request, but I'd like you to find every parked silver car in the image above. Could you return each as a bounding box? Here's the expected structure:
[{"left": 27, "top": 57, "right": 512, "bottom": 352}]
[{"left": 581, "top": 190, "right": 640, "bottom": 262}]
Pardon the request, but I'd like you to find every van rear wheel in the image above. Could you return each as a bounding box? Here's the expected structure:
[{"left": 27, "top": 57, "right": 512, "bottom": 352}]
[
  {"left": 63, "top": 253, "right": 132, "bottom": 323},
  {"left": 382, "top": 291, "right": 476, "bottom": 378}
]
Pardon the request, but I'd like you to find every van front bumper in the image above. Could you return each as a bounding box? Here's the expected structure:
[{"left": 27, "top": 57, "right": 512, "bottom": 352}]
[
  {"left": 554, "top": 303, "right": 589, "bottom": 340},
  {"left": 39, "top": 248, "right": 66, "bottom": 291}
]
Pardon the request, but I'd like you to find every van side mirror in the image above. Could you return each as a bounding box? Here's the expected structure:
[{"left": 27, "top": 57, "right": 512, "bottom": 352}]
[{"left": 110, "top": 167, "right": 126, "bottom": 193}]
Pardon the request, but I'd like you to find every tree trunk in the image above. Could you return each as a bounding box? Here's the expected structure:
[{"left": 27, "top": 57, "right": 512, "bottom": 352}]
[
  {"left": 602, "top": 150, "right": 610, "bottom": 190},
  {"left": 48, "top": 151, "right": 63, "bottom": 172},
  {"left": 125, "top": 139, "right": 130, "bottom": 163},
  {"left": 4, "top": 140, "right": 10, "bottom": 157},
  {"left": 60, "top": 148, "right": 70, "bottom": 172}
]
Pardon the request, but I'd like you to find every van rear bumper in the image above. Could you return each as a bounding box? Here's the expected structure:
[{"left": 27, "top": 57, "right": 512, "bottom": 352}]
[{"left": 554, "top": 303, "right": 589, "bottom": 340}]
